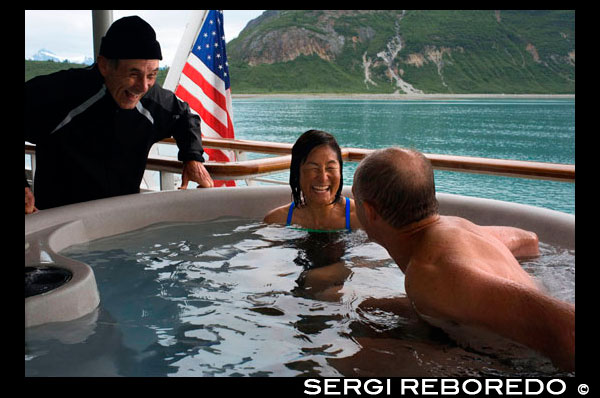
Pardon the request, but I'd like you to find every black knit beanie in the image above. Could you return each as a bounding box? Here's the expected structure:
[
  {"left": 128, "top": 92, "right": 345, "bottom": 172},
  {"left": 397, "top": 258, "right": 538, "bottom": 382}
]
[{"left": 99, "top": 16, "right": 162, "bottom": 60}]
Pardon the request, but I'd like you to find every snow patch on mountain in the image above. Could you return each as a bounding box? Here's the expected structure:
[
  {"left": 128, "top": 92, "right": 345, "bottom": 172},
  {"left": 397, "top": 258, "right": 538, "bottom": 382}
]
[{"left": 28, "top": 48, "right": 94, "bottom": 65}]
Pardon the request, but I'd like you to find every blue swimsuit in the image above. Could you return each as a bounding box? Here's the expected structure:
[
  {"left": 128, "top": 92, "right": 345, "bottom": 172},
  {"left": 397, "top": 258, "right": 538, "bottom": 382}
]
[{"left": 286, "top": 197, "right": 351, "bottom": 232}]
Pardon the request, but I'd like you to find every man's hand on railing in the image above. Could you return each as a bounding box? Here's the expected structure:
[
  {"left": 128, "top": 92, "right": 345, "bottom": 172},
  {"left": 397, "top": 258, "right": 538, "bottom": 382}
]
[
  {"left": 179, "top": 160, "right": 214, "bottom": 189},
  {"left": 25, "top": 187, "right": 38, "bottom": 214}
]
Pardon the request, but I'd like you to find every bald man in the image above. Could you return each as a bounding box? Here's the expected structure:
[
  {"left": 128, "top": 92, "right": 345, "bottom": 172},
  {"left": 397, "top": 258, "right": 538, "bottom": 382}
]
[{"left": 352, "top": 147, "right": 574, "bottom": 371}]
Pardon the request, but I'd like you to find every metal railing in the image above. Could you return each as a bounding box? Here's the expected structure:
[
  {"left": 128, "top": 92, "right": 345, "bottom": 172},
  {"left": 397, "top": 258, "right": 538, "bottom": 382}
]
[{"left": 25, "top": 137, "right": 575, "bottom": 191}]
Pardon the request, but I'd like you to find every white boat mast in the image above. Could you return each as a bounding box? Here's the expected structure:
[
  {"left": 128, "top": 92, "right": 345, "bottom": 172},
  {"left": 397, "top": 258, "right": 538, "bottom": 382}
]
[{"left": 163, "top": 10, "right": 208, "bottom": 91}]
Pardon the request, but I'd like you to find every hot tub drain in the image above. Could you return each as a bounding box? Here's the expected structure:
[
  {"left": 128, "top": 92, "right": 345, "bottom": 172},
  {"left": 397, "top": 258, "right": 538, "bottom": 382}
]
[{"left": 25, "top": 266, "right": 72, "bottom": 298}]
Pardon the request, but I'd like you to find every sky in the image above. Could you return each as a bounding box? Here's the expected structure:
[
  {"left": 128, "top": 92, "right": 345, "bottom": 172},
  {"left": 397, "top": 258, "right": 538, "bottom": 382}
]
[{"left": 24, "top": 10, "right": 265, "bottom": 67}]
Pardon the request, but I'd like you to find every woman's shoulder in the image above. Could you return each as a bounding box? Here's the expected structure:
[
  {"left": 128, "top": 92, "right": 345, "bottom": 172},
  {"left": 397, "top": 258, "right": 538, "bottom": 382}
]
[{"left": 263, "top": 203, "right": 292, "bottom": 224}]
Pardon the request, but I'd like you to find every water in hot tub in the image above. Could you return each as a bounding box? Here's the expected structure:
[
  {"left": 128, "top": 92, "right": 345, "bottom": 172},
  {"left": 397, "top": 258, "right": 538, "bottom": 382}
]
[{"left": 25, "top": 217, "right": 574, "bottom": 377}]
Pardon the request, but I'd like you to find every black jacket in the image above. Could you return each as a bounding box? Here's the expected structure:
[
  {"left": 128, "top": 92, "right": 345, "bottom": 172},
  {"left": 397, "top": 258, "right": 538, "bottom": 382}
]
[{"left": 25, "top": 64, "right": 206, "bottom": 209}]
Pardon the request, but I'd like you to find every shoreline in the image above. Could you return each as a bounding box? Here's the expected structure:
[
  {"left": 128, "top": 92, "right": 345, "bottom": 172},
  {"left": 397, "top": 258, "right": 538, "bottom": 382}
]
[{"left": 232, "top": 93, "right": 574, "bottom": 100}]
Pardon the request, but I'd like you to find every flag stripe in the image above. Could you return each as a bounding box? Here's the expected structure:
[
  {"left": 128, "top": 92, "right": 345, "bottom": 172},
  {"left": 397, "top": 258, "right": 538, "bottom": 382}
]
[
  {"left": 204, "top": 148, "right": 234, "bottom": 162},
  {"left": 224, "top": 89, "right": 235, "bottom": 139},
  {"left": 199, "top": 120, "right": 222, "bottom": 139}
]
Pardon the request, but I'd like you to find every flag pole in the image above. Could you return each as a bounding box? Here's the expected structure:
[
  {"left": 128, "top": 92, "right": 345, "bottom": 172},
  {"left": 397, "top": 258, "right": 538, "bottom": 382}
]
[{"left": 163, "top": 10, "right": 209, "bottom": 91}]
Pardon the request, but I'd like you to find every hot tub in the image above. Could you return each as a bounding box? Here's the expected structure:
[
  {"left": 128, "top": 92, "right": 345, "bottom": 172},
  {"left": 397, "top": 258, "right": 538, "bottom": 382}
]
[{"left": 25, "top": 185, "right": 574, "bottom": 328}]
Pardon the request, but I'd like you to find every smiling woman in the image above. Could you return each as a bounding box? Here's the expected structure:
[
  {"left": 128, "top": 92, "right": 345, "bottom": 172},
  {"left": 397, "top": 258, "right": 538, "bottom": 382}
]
[{"left": 263, "top": 129, "right": 361, "bottom": 231}]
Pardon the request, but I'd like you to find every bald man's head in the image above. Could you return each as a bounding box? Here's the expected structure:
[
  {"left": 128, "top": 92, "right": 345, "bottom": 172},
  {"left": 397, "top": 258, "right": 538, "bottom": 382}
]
[{"left": 354, "top": 148, "right": 439, "bottom": 229}]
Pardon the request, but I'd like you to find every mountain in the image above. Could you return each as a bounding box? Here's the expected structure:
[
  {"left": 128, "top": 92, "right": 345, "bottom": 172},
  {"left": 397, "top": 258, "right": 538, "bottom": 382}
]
[
  {"left": 226, "top": 10, "right": 575, "bottom": 94},
  {"left": 29, "top": 48, "right": 94, "bottom": 65},
  {"left": 25, "top": 59, "right": 169, "bottom": 84}
]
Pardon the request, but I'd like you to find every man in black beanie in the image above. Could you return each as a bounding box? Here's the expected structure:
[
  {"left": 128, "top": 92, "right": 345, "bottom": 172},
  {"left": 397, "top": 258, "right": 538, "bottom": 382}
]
[{"left": 25, "top": 15, "right": 213, "bottom": 213}]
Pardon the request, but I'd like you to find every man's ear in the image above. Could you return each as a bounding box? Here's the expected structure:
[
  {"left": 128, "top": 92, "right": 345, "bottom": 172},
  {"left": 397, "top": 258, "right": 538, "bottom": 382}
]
[
  {"left": 97, "top": 56, "right": 109, "bottom": 77},
  {"left": 362, "top": 200, "right": 379, "bottom": 223}
]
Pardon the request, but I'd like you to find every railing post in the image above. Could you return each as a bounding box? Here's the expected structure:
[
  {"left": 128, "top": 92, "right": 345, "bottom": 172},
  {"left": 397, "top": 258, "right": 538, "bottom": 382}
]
[
  {"left": 26, "top": 153, "right": 36, "bottom": 190},
  {"left": 31, "top": 153, "right": 36, "bottom": 179},
  {"left": 236, "top": 150, "right": 256, "bottom": 186},
  {"left": 160, "top": 172, "right": 176, "bottom": 191}
]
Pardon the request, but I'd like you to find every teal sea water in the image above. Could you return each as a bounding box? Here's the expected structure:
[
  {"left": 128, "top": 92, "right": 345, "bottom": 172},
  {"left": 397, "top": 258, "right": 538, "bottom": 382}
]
[{"left": 231, "top": 97, "right": 574, "bottom": 214}]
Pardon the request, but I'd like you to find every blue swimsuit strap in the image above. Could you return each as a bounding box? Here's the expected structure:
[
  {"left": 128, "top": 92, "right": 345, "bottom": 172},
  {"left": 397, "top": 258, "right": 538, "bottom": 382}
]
[
  {"left": 286, "top": 197, "right": 351, "bottom": 231},
  {"left": 345, "top": 196, "right": 351, "bottom": 232},
  {"left": 286, "top": 201, "right": 295, "bottom": 226}
]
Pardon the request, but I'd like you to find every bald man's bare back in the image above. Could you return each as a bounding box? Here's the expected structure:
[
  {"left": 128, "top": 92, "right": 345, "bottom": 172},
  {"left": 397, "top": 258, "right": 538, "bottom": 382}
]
[{"left": 401, "top": 216, "right": 574, "bottom": 371}]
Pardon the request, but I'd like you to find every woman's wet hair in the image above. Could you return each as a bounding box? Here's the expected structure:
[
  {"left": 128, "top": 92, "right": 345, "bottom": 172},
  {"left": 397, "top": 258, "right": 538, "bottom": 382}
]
[
  {"left": 290, "top": 130, "right": 343, "bottom": 207},
  {"left": 354, "top": 147, "right": 439, "bottom": 228}
]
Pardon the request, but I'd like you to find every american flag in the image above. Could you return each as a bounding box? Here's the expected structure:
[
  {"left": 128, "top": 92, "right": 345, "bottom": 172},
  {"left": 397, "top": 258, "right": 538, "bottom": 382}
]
[{"left": 169, "top": 10, "right": 236, "bottom": 187}]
